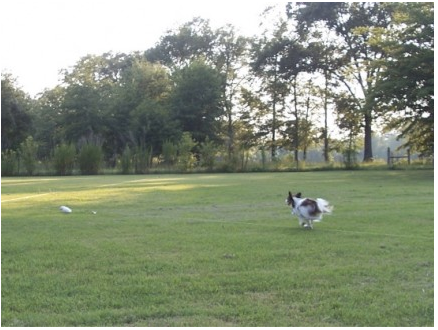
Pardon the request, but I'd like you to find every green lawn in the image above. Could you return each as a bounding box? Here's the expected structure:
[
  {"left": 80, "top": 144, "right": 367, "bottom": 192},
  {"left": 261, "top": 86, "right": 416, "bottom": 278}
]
[{"left": 1, "top": 170, "right": 434, "bottom": 326}]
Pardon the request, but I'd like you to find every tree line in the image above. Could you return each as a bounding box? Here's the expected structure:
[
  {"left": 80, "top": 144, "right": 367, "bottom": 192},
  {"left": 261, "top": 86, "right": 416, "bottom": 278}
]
[{"left": 1, "top": 2, "right": 433, "bottom": 175}]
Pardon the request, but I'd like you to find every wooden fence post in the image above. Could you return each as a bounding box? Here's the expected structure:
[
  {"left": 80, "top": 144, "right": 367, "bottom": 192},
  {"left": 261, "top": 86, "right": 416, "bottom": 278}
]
[{"left": 387, "top": 147, "right": 411, "bottom": 166}]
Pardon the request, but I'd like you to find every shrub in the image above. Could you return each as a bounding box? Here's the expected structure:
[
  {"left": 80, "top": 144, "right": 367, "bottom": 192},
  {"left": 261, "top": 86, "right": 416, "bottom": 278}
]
[
  {"left": 342, "top": 148, "right": 359, "bottom": 169},
  {"left": 133, "top": 145, "right": 152, "bottom": 174},
  {"left": 199, "top": 137, "right": 217, "bottom": 170},
  {"left": 78, "top": 143, "right": 103, "bottom": 175},
  {"left": 120, "top": 145, "right": 133, "bottom": 174},
  {"left": 1, "top": 149, "right": 18, "bottom": 176},
  {"left": 19, "top": 136, "right": 38, "bottom": 175},
  {"left": 162, "top": 140, "right": 177, "bottom": 167},
  {"left": 260, "top": 146, "right": 267, "bottom": 169},
  {"left": 177, "top": 132, "right": 196, "bottom": 171},
  {"left": 53, "top": 143, "right": 76, "bottom": 175}
]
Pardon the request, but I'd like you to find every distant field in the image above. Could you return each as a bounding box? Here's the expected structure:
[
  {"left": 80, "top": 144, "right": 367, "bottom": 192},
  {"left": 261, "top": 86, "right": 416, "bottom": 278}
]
[{"left": 1, "top": 170, "right": 434, "bottom": 326}]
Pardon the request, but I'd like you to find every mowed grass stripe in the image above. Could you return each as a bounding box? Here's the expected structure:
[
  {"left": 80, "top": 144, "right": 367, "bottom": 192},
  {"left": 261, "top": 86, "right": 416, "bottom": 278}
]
[{"left": 1, "top": 171, "right": 433, "bottom": 326}]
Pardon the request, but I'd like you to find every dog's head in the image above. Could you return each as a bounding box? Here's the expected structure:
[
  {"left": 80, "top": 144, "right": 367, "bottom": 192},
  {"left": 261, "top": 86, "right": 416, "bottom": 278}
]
[{"left": 286, "top": 191, "right": 301, "bottom": 207}]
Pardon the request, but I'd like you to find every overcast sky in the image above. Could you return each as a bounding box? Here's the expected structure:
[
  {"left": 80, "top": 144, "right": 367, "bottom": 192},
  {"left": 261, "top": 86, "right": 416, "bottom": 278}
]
[{"left": 1, "top": 0, "right": 280, "bottom": 97}]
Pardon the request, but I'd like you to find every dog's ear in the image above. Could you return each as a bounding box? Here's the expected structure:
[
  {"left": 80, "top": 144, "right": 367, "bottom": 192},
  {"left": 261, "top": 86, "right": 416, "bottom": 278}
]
[
  {"left": 288, "top": 191, "right": 292, "bottom": 197},
  {"left": 296, "top": 192, "right": 302, "bottom": 198}
]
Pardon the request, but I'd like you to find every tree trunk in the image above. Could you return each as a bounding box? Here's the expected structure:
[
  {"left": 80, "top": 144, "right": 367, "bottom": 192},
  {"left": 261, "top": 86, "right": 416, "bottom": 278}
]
[
  {"left": 272, "top": 98, "right": 276, "bottom": 160},
  {"left": 363, "top": 111, "right": 373, "bottom": 162},
  {"left": 271, "top": 55, "right": 278, "bottom": 161},
  {"left": 323, "top": 70, "right": 330, "bottom": 162},
  {"left": 227, "top": 111, "right": 234, "bottom": 160},
  {"left": 293, "top": 79, "right": 299, "bottom": 164}
]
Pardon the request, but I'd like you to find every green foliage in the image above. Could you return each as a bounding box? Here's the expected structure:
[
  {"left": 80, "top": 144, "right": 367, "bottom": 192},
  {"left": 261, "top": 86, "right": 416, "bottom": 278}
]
[
  {"left": 3, "top": 10, "right": 435, "bottom": 170},
  {"left": 119, "top": 59, "right": 175, "bottom": 156},
  {"left": 342, "top": 146, "right": 360, "bottom": 170},
  {"left": 335, "top": 93, "right": 363, "bottom": 169},
  {"left": 120, "top": 145, "right": 132, "bottom": 174},
  {"left": 145, "top": 17, "right": 216, "bottom": 68},
  {"left": 170, "top": 61, "right": 224, "bottom": 143},
  {"left": 1, "top": 73, "right": 33, "bottom": 151},
  {"left": 177, "top": 132, "right": 196, "bottom": 171},
  {"left": 19, "top": 136, "right": 38, "bottom": 175},
  {"left": 133, "top": 145, "right": 151, "bottom": 174},
  {"left": 1, "top": 149, "right": 18, "bottom": 176},
  {"left": 1, "top": 171, "right": 433, "bottom": 326},
  {"left": 162, "top": 140, "right": 178, "bottom": 167},
  {"left": 78, "top": 143, "right": 103, "bottom": 175},
  {"left": 32, "top": 87, "right": 66, "bottom": 159},
  {"left": 292, "top": 2, "right": 396, "bottom": 162},
  {"left": 199, "top": 137, "right": 217, "bottom": 170},
  {"left": 53, "top": 143, "right": 76, "bottom": 175},
  {"left": 260, "top": 145, "right": 268, "bottom": 169},
  {"left": 370, "top": 2, "right": 434, "bottom": 156}
]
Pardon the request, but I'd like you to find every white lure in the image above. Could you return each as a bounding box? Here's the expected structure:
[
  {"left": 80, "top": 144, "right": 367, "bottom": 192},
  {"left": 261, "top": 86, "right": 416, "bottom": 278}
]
[{"left": 59, "top": 206, "right": 72, "bottom": 213}]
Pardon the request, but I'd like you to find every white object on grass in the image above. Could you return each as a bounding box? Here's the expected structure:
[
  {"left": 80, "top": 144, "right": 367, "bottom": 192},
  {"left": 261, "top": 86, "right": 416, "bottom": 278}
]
[{"left": 60, "top": 206, "right": 72, "bottom": 213}]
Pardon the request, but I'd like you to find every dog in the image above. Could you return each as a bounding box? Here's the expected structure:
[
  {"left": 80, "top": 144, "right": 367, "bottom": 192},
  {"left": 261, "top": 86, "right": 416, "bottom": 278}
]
[{"left": 286, "top": 191, "right": 332, "bottom": 229}]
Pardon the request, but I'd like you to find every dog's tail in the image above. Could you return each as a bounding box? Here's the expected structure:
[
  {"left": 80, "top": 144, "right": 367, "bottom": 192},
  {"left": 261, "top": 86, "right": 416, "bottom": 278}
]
[{"left": 316, "top": 198, "right": 333, "bottom": 214}]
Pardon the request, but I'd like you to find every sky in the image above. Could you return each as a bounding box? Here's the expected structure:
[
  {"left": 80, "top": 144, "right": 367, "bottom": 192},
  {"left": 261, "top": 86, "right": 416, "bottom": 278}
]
[{"left": 1, "top": 0, "right": 280, "bottom": 97}]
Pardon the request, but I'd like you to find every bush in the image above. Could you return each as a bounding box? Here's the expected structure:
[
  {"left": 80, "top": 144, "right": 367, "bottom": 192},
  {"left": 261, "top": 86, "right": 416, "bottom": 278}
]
[
  {"left": 1, "top": 149, "right": 18, "bottom": 176},
  {"left": 177, "top": 132, "right": 196, "bottom": 171},
  {"left": 78, "top": 143, "right": 103, "bottom": 175},
  {"left": 19, "top": 136, "right": 38, "bottom": 175},
  {"left": 133, "top": 145, "right": 151, "bottom": 174},
  {"left": 120, "top": 145, "right": 133, "bottom": 174},
  {"left": 162, "top": 140, "right": 177, "bottom": 167},
  {"left": 342, "top": 148, "right": 359, "bottom": 169},
  {"left": 199, "top": 137, "right": 217, "bottom": 170},
  {"left": 53, "top": 143, "right": 76, "bottom": 175}
]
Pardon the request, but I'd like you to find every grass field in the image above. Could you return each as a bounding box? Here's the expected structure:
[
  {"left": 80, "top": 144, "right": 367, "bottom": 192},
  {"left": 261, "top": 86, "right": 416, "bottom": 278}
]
[{"left": 1, "top": 170, "right": 434, "bottom": 326}]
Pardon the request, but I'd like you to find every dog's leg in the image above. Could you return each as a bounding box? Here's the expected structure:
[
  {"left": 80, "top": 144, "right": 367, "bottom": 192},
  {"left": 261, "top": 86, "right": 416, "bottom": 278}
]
[
  {"left": 305, "top": 220, "right": 312, "bottom": 229},
  {"left": 302, "top": 218, "right": 311, "bottom": 229},
  {"left": 298, "top": 216, "right": 306, "bottom": 227}
]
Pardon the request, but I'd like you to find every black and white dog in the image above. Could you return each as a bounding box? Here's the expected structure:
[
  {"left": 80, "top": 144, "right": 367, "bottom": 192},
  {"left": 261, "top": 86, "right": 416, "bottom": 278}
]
[{"left": 286, "top": 191, "right": 333, "bottom": 229}]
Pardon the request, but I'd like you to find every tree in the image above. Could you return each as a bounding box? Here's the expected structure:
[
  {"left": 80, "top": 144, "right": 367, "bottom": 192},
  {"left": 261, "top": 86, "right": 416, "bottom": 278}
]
[
  {"left": 335, "top": 93, "right": 363, "bottom": 168},
  {"left": 61, "top": 54, "right": 117, "bottom": 144},
  {"left": 145, "top": 17, "right": 216, "bottom": 70},
  {"left": 291, "top": 2, "right": 394, "bottom": 162},
  {"left": 60, "top": 52, "right": 135, "bottom": 157},
  {"left": 371, "top": 2, "right": 434, "bottom": 156},
  {"left": 146, "top": 20, "right": 249, "bottom": 159},
  {"left": 213, "top": 25, "right": 249, "bottom": 160},
  {"left": 239, "top": 87, "right": 271, "bottom": 149},
  {"left": 62, "top": 83, "right": 106, "bottom": 143},
  {"left": 32, "top": 86, "right": 66, "bottom": 158},
  {"left": 281, "top": 79, "right": 320, "bottom": 163},
  {"left": 298, "top": 40, "right": 341, "bottom": 162},
  {"left": 237, "top": 88, "right": 267, "bottom": 168},
  {"left": 1, "top": 73, "right": 33, "bottom": 151},
  {"left": 115, "top": 58, "right": 176, "bottom": 156},
  {"left": 170, "top": 60, "right": 224, "bottom": 143},
  {"left": 250, "top": 19, "right": 291, "bottom": 160}
]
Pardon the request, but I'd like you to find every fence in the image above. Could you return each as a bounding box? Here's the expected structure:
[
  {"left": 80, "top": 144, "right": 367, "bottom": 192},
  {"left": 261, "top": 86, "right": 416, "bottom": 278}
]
[{"left": 387, "top": 147, "right": 411, "bottom": 166}]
